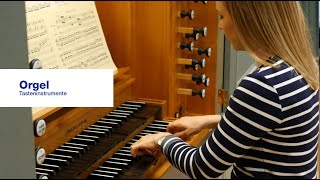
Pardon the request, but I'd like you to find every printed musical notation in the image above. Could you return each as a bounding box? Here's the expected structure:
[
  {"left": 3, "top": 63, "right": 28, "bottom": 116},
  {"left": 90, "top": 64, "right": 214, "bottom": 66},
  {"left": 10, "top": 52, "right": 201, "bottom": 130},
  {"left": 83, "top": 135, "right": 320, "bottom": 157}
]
[
  {"left": 25, "top": 1, "right": 117, "bottom": 115},
  {"left": 26, "top": 16, "right": 60, "bottom": 69},
  {"left": 25, "top": 1, "right": 117, "bottom": 71}
]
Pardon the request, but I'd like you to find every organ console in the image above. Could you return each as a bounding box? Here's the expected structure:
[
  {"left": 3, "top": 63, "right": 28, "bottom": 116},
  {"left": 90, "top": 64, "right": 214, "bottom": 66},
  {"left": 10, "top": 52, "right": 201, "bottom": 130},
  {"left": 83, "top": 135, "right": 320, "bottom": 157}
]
[{"left": 30, "top": 1, "right": 219, "bottom": 179}]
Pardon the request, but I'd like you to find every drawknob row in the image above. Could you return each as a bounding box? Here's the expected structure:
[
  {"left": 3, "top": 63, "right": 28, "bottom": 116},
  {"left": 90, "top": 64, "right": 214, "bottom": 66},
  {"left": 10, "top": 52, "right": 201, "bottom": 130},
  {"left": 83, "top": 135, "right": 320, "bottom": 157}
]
[{"left": 176, "top": 2, "right": 209, "bottom": 101}]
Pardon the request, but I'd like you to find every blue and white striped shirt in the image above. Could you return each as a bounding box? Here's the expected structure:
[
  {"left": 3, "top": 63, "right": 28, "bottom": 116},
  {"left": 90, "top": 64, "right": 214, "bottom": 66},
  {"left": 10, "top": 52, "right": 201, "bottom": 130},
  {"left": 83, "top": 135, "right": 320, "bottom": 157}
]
[{"left": 161, "top": 59, "right": 319, "bottom": 179}]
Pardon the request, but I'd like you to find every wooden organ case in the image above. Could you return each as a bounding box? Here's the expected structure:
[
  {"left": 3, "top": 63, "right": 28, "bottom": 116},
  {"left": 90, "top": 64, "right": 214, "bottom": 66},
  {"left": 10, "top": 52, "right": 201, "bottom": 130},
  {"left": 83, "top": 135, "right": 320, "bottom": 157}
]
[{"left": 33, "top": 1, "right": 220, "bottom": 179}]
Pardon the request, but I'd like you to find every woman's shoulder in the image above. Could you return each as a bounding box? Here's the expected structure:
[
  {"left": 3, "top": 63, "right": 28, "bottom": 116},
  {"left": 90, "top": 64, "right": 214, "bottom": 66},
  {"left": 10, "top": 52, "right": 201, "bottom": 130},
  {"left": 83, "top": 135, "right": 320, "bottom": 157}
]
[{"left": 248, "top": 59, "right": 303, "bottom": 86}]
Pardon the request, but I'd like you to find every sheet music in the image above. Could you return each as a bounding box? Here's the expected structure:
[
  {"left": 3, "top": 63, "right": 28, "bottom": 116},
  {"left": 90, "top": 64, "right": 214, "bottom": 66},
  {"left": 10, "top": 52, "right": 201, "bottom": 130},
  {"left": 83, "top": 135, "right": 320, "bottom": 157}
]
[{"left": 25, "top": 1, "right": 118, "bottom": 114}]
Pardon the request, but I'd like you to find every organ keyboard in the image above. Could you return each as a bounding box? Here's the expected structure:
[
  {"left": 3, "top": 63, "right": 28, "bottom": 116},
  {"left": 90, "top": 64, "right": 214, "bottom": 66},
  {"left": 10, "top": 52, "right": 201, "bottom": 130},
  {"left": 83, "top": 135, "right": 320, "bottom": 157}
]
[
  {"left": 35, "top": 99, "right": 164, "bottom": 179},
  {"left": 33, "top": 68, "right": 210, "bottom": 179}
]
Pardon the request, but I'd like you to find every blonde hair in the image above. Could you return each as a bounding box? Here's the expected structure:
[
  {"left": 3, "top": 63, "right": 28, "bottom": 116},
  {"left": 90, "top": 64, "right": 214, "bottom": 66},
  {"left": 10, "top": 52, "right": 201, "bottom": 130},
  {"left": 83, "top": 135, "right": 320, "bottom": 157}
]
[{"left": 223, "top": 1, "right": 319, "bottom": 90}]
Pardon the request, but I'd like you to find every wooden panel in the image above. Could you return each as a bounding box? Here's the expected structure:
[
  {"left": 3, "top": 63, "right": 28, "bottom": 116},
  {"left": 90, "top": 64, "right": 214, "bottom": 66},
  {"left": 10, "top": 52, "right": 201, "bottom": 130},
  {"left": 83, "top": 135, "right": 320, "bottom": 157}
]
[
  {"left": 95, "top": 1, "right": 132, "bottom": 68},
  {"left": 95, "top": 1, "right": 219, "bottom": 117},
  {"left": 182, "top": 2, "right": 218, "bottom": 115},
  {"left": 130, "top": 2, "right": 171, "bottom": 100}
]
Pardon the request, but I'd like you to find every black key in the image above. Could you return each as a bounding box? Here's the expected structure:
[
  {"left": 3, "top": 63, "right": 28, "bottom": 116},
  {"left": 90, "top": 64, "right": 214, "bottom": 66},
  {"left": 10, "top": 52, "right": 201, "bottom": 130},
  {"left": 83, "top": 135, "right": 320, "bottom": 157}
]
[
  {"left": 153, "top": 120, "right": 170, "bottom": 125},
  {"left": 117, "top": 106, "right": 139, "bottom": 112},
  {"left": 125, "top": 100, "right": 146, "bottom": 107},
  {"left": 97, "top": 118, "right": 120, "bottom": 128},
  {"left": 36, "top": 167, "right": 56, "bottom": 176},
  {"left": 76, "top": 134, "right": 100, "bottom": 142},
  {"left": 43, "top": 157, "right": 69, "bottom": 166},
  {"left": 118, "top": 149, "right": 131, "bottom": 154},
  {"left": 142, "top": 129, "right": 159, "bottom": 134},
  {"left": 90, "top": 124, "right": 113, "bottom": 133},
  {"left": 113, "top": 152, "right": 133, "bottom": 160},
  {"left": 122, "top": 103, "right": 142, "bottom": 110},
  {"left": 89, "top": 173, "right": 114, "bottom": 179},
  {"left": 110, "top": 157, "right": 132, "bottom": 165},
  {"left": 87, "top": 127, "right": 111, "bottom": 136},
  {"left": 100, "top": 118, "right": 122, "bottom": 126},
  {"left": 38, "top": 164, "right": 61, "bottom": 173},
  {"left": 83, "top": 129, "right": 107, "bottom": 137},
  {"left": 71, "top": 137, "right": 96, "bottom": 146},
  {"left": 150, "top": 122, "right": 168, "bottom": 128},
  {"left": 65, "top": 142, "right": 90, "bottom": 151},
  {"left": 60, "top": 145, "right": 86, "bottom": 154},
  {"left": 145, "top": 125, "right": 167, "bottom": 132},
  {"left": 98, "top": 166, "right": 122, "bottom": 173},
  {"left": 105, "top": 114, "right": 128, "bottom": 121},
  {"left": 47, "top": 153, "right": 74, "bottom": 162},
  {"left": 108, "top": 111, "right": 131, "bottom": 118},
  {"left": 93, "top": 169, "right": 119, "bottom": 178},
  {"left": 102, "top": 161, "right": 129, "bottom": 169},
  {"left": 113, "top": 109, "right": 134, "bottom": 116},
  {"left": 54, "top": 148, "right": 81, "bottom": 158},
  {"left": 96, "top": 120, "right": 120, "bottom": 128}
]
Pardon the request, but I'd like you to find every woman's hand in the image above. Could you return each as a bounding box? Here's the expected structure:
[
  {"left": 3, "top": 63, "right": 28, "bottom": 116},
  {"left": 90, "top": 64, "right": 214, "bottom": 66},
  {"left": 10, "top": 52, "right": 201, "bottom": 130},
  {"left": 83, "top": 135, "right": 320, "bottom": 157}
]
[
  {"left": 130, "top": 132, "right": 172, "bottom": 158},
  {"left": 166, "top": 115, "right": 221, "bottom": 140}
]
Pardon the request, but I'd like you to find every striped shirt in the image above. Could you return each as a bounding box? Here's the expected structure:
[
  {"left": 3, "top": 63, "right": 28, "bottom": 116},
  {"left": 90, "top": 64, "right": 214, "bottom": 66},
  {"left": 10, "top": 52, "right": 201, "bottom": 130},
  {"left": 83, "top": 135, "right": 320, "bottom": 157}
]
[{"left": 161, "top": 59, "right": 319, "bottom": 179}]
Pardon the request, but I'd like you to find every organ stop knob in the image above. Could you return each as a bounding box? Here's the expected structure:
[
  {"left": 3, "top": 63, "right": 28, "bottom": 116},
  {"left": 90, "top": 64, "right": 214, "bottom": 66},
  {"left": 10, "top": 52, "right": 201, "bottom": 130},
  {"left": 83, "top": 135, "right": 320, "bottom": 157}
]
[
  {"left": 178, "top": 41, "right": 194, "bottom": 51},
  {"left": 183, "top": 58, "right": 206, "bottom": 70},
  {"left": 30, "top": 59, "right": 42, "bottom": 69},
  {"left": 34, "top": 118, "right": 46, "bottom": 137},
  {"left": 194, "top": 47, "right": 211, "bottom": 57},
  {"left": 185, "top": 32, "right": 199, "bottom": 41},
  {"left": 194, "top": 1, "right": 208, "bottom": 4},
  {"left": 35, "top": 147, "right": 46, "bottom": 166},
  {"left": 177, "top": 88, "right": 205, "bottom": 99},
  {"left": 177, "top": 26, "right": 207, "bottom": 37},
  {"left": 178, "top": 9, "right": 195, "bottom": 20}
]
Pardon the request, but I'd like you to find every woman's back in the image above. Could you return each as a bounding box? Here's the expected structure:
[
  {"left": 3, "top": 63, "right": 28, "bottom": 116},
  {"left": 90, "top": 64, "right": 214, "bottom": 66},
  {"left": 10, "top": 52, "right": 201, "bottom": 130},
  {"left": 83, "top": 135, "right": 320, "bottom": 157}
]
[{"left": 231, "top": 58, "right": 319, "bottom": 178}]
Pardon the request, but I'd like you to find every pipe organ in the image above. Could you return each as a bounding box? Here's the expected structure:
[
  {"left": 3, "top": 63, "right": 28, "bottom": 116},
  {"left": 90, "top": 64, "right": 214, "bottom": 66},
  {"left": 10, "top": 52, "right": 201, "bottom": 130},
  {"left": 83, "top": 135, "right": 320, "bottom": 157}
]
[{"left": 32, "top": 1, "right": 218, "bottom": 179}]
